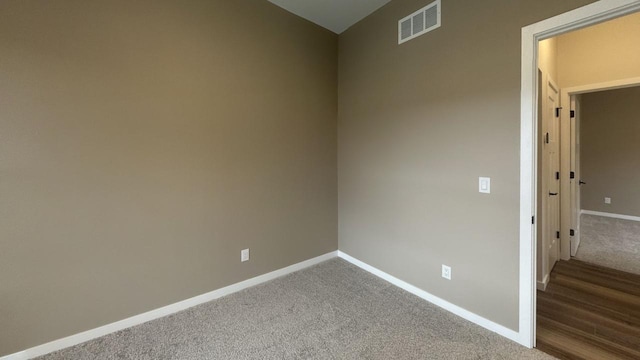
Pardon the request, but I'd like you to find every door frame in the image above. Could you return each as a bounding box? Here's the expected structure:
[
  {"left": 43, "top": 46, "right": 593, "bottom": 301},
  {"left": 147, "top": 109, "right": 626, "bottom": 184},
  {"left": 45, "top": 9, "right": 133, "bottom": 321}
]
[
  {"left": 519, "top": 0, "right": 640, "bottom": 348},
  {"left": 560, "top": 76, "right": 640, "bottom": 259}
]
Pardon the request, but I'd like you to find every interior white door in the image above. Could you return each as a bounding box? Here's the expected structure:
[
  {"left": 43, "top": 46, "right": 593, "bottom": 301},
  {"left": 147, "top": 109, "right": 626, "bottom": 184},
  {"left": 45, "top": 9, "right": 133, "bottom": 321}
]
[
  {"left": 542, "top": 77, "right": 561, "bottom": 277},
  {"left": 570, "top": 95, "right": 582, "bottom": 256}
]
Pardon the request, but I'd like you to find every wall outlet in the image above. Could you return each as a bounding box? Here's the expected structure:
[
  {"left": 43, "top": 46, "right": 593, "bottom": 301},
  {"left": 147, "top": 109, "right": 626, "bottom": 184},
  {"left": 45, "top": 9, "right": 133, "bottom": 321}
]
[
  {"left": 442, "top": 264, "right": 452, "bottom": 280},
  {"left": 241, "top": 249, "right": 250, "bottom": 262},
  {"left": 604, "top": 197, "right": 611, "bottom": 204}
]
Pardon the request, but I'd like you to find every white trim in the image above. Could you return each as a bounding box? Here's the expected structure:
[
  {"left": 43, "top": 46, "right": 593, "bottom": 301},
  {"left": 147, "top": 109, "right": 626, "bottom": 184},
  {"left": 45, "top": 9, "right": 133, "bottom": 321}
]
[
  {"left": 563, "top": 76, "right": 640, "bottom": 96},
  {"left": 0, "top": 251, "right": 338, "bottom": 360},
  {"left": 536, "top": 275, "right": 549, "bottom": 291},
  {"left": 520, "top": 17, "right": 539, "bottom": 350},
  {"left": 337, "top": 251, "right": 521, "bottom": 344},
  {"left": 520, "top": 0, "right": 640, "bottom": 349},
  {"left": 581, "top": 209, "right": 640, "bottom": 222}
]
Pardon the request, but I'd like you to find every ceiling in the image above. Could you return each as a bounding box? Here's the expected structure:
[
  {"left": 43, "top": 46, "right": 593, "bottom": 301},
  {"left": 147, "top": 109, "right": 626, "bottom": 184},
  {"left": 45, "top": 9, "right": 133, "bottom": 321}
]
[{"left": 268, "top": 0, "right": 391, "bottom": 34}]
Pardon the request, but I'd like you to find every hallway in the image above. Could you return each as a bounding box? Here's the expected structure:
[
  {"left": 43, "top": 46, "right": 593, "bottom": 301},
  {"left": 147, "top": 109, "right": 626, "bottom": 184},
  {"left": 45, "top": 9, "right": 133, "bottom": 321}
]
[{"left": 537, "top": 260, "right": 640, "bottom": 359}]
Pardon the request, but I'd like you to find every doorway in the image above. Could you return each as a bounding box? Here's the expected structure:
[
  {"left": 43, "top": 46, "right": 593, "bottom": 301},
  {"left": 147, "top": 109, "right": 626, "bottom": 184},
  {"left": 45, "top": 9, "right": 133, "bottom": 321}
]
[
  {"left": 536, "top": 10, "right": 640, "bottom": 291},
  {"left": 564, "top": 82, "right": 640, "bottom": 273},
  {"left": 534, "top": 12, "right": 640, "bottom": 357},
  {"left": 519, "top": 0, "right": 640, "bottom": 349},
  {"left": 536, "top": 78, "right": 640, "bottom": 359}
]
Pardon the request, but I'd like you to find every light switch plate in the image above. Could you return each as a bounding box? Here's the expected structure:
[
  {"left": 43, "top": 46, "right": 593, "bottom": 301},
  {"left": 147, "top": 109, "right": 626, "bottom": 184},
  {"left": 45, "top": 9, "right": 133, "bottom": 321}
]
[
  {"left": 241, "top": 249, "right": 250, "bottom": 262},
  {"left": 442, "top": 264, "right": 452, "bottom": 280},
  {"left": 479, "top": 177, "right": 491, "bottom": 194}
]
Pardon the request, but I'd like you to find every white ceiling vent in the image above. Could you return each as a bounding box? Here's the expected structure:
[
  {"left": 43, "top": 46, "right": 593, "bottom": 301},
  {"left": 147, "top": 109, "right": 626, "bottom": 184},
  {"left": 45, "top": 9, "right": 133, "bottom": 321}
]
[{"left": 398, "top": 0, "right": 441, "bottom": 44}]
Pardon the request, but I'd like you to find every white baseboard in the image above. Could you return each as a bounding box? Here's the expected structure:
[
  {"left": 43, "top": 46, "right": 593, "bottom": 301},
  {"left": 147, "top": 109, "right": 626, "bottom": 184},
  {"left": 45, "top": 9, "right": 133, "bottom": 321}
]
[
  {"left": 536, "top": 274, "right": 549, "bottom": 291},
  {"left": 1, "top": 251, "right": 338, "bottom": 360},
  {"left": 571, "top": 235, "right": 581, "bottom": 257},
  {"left": 337, "top": 251, "right": 523, "bottom": 346},
  {"left": 581, "top": 210, "right": 640, "bottom": 222},
  {"left": 6, "top": 250, "right": 526, "bottom": 359}
]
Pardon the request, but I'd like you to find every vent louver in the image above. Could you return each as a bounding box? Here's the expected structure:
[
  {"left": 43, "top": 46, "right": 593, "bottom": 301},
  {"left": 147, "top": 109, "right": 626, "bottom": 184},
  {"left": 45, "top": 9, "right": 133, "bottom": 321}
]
[{"left": 398, "top": 0, "right": 441, "bottom": 44}]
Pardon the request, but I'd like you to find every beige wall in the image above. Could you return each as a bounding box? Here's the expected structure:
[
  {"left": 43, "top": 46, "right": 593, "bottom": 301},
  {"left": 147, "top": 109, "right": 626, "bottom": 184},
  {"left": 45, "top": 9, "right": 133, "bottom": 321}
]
[
  {"left": 0, "top": 0, "right": 338, "bottom": 356},
  {"left": 580, "top": 86, "right": 640, "bottom": 217},
  {"left": 539, "top": 38, "right": 558, "bottom": 82},
  {"left": 338, "top": 0, "right": 595, "bottom": 330},
  {"left": 557, "top": 11, "right": 640, "bottom": 89}
]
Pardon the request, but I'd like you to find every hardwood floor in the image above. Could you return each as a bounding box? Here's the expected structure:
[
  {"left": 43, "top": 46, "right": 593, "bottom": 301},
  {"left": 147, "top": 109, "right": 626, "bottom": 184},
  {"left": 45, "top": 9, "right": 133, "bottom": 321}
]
[{"left": 537, "top": 259, "right": 640, "bottom": 360}]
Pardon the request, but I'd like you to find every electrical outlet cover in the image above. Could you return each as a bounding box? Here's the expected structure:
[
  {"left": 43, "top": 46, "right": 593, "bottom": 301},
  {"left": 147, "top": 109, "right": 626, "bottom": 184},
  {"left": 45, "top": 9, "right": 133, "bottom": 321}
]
[{"left": 241, "top": 249, "right": 250, "bottom": 262}]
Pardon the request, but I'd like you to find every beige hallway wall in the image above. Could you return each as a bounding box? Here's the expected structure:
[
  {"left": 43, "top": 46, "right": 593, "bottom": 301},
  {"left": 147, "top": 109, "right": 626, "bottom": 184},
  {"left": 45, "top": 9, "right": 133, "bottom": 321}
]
[
  {"left": 580, "top": 86, "right": 640, "bottom": 217},
  {"left": 557, "top": 11, "right": 640, "bottom": 89},
  {"left": 539, "top": 38, "right": 559, "bottom": 81},
  {"left": 0, "top": 0, "right": 338, "bottom": 356},
  {"left": 338, "top": 0, "right": 595, "bottom": 331}
]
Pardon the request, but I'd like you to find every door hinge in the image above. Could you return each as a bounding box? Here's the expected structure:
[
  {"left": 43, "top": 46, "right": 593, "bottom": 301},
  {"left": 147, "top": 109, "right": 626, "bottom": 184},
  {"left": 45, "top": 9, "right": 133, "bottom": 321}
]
[
  {"left": 570, "top": 229, "right": 575, "bottom": 236},
  {"left": 556, "top": 231, "right": 560, "bottom": 239},
  {"left": 556, "top": 172, "right": 560, "bottom": 180},
  {"left": 555, "top": 107, "right": 562, "bottom": 117},
  {"left": 545, "top": 133, "right": 550, "bottom": 144},
  {"left": 570, "top": 171, "right": 575, "bottom": 179},
  {"left": 532, "top": 216, "right": 535, "bottom": 225},
  {"left": 570, "top": 110, "right": 575, "bottom": 118}
]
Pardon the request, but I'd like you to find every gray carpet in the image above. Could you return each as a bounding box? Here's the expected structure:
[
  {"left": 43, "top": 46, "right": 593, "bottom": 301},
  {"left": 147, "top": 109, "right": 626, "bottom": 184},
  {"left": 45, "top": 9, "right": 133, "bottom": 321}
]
[
  {"left": 575, "top": 214, "right": 640, "bottom": 275},
  {"left": 37, "top": 259, "right": 554, "bottom": 360}
]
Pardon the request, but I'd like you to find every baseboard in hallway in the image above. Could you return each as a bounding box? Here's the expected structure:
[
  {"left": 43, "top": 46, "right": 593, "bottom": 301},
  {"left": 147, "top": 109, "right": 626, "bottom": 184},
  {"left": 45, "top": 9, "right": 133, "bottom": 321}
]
[
  {"left": 581, "top": 210, "right": 640, "bottom": 222},
  {"left": 536, "top": 259, "right": 640, "bottom": 360}
]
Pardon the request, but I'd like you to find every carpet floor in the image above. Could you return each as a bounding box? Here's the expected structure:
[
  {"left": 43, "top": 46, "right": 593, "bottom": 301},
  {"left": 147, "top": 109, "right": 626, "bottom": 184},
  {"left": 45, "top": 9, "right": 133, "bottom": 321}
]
[
  {"left": 576, "top": 214, "right": 640, "bottom": 275},
  {"left": 36, "top": 259, "right": 554, "bottom": 360}
]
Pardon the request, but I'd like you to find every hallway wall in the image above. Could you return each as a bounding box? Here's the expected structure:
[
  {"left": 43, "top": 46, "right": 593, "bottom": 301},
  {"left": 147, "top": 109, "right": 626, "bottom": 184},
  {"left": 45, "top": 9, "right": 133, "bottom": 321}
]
[
  {"left": 580, "top": 86, "right": 640, "bottom": 217},
  {"left": 557, "top": 11, "right": 640, "bottom": 89}
]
